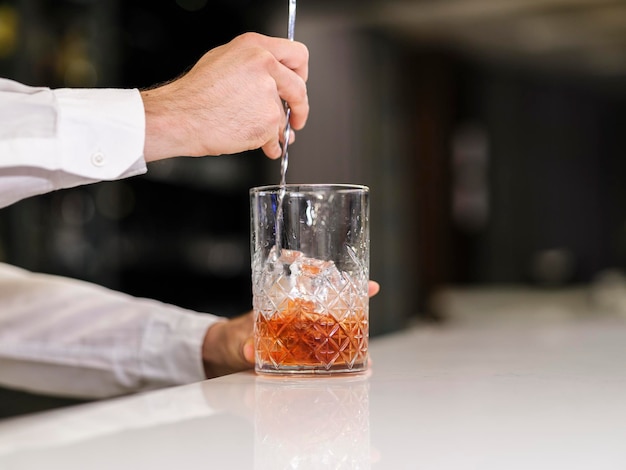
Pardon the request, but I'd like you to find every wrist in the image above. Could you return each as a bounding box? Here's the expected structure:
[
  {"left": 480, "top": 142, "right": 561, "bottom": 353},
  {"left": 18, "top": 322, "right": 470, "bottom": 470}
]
[
  {"left": 202, "top": 320, "right": 227, "bottom": 379},
  {"left": 141, "top": 85, "right": 181, "bottom": 162}
]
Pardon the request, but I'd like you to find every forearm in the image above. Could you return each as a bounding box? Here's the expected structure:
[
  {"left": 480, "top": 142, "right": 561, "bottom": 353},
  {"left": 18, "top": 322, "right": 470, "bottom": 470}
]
[{"left": 0, "top": 263, "right": 220, "bottom": 399}]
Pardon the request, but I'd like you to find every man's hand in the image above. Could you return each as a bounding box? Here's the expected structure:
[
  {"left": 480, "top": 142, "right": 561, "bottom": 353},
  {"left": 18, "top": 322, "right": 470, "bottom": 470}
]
[
  {"left": 141, "top": 32, "right": 309, "bottom": 162},
  {"left": 202, "top": 281, "right": 381, "bottom": 379}
]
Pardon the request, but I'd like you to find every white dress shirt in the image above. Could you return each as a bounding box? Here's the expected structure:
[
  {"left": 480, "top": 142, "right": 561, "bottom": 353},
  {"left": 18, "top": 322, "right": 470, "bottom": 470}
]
[{"left": 0, "top": 78, "right": 222, "bottom": 398}]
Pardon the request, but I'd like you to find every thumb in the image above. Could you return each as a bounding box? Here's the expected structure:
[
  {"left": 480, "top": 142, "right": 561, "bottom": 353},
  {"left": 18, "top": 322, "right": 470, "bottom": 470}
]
[{"left": 243, "top": 338, "right": 255, "bottom": 364}]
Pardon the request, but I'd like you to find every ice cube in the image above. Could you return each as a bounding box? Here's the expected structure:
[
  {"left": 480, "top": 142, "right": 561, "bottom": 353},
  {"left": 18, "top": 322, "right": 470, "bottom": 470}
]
[
  {"left": 266, "top": 246, "right": 303, "bottom": 266},
  {"left": 259, "top": 249, "right": 361, "bottom": 314},
  {"left": 289, "top": 254, "right": 346, "bottom": 304}
]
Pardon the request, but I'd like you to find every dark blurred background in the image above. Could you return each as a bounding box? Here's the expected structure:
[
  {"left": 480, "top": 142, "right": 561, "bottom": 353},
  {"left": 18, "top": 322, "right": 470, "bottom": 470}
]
[{"left": 1, "top": 0, "right": 626, "bottom": 413}]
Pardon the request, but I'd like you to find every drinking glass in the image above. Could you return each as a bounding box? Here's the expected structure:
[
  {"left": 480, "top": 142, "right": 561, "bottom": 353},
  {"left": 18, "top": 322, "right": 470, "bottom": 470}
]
[{"left": 250, "top": 184, "right": 370, "bottom": 375}]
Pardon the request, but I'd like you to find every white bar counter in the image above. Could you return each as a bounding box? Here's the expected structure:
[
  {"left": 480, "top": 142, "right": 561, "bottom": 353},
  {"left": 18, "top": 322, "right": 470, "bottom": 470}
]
[{"left": 2, "top": 286, "right": 626, "bottom": 469}]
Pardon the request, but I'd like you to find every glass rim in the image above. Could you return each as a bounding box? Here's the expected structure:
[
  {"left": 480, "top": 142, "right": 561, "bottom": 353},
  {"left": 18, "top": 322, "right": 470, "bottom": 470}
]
[{"left": 250, "top": 183, "right": 369, "bottom": 195}]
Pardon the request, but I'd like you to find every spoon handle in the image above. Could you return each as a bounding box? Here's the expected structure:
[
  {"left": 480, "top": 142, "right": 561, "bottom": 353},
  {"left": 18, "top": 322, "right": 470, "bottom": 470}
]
[
  {"left": 287, "top": 0, "right": 296, "bottom": 41},
  {"left": 280, "top": 0, "right": 297, "bottom": 185}
]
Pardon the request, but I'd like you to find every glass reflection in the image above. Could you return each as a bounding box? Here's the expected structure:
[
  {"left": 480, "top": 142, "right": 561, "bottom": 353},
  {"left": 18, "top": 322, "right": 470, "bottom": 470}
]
[{"left": 254, "top": 374, "right": 371, "bottom": 470}]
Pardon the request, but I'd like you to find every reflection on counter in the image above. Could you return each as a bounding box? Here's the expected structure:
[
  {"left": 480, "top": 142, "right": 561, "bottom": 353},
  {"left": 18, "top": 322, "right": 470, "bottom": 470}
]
[{"left": 254, "top": 374, "right": 371, "bottom": 470}]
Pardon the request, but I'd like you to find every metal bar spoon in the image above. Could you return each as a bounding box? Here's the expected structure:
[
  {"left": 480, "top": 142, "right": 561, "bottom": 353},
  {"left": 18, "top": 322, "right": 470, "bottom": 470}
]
[
  {"left": 274, "top": 0, "right": 297, "bottom": 254},
  {"left": 279, "top": 0, "right": 297, "bottom": 187}
]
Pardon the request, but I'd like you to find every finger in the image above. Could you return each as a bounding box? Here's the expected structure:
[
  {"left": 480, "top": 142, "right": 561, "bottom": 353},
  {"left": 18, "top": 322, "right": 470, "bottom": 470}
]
[
  {"left": 243, "top": 338, "right": 255, "bottom": 364},
  {"left": 270, "top": 39, "right": 309, "bottom": 82},
  {"left": 289, "top": 100, "right": 307, "bottom": 132},
  {"left": 262, "top": 138, "right": 282, "bottom": 159},
  {"left": 263, "top": 133, "right": 291, "bottom": 159},
  {"left": 267, "top": 61, "right": 309, "bottom": 131},
  {"left": 368, "top": 281, "right": 380, "bottom": 298},
  {"left": 261, "top": 94, "right": 289, "bottom": 159},
  {"left": 278, "top": 122, "right": 296, "bottom": 145},
  {"left": 238, "top": 33, "right": 309, "bottom": 81}
]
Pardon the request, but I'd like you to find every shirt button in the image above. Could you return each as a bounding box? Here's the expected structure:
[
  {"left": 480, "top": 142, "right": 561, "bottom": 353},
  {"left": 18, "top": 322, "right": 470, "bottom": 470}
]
[{"left": 91, "top": 152, "right": 106, "bottom": 167}]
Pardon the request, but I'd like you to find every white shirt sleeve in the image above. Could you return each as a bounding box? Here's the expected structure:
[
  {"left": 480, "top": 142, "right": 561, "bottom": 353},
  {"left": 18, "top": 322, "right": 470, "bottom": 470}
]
[
  {"left": 0, "top": 78, "right": 147, "bottom": 208},
  {"left": 0, "top": 262, "right": 223, "bottom": 399},
  {"left": 0, "top": 79, "right": 222, "bottom": 399}
]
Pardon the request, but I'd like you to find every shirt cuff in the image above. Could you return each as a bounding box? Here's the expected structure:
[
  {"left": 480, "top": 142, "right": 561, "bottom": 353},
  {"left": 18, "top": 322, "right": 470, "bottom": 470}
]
[
  {"left": 54, "top": 87, "right": 147, "bottom": 180},
  {"left": 139, "top": 306, "right": 224, "bottom": 386}
]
